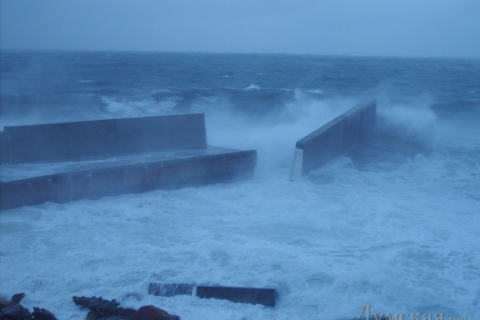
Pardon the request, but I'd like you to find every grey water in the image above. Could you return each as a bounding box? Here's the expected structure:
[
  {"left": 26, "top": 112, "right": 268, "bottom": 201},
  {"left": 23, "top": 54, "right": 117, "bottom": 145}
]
[{"left": 0, "top": 51, "right": 479, "bottom": 320}]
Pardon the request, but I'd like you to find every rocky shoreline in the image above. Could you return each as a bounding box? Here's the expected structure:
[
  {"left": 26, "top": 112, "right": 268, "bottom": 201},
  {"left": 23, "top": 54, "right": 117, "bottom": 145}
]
[{"left": 0, "top": 293, "right": 179, "bottom": 320}]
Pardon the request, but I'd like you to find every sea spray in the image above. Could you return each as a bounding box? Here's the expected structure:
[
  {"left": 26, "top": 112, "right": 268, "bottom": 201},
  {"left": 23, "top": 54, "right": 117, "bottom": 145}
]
[{"left": 1, "top": 51, "right": 479, "bottom": 320}]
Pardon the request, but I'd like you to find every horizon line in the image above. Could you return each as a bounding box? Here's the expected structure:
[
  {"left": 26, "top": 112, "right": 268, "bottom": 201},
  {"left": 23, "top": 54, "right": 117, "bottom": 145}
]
[{"left": 1, "top": 47, "right": 479, "bottom": 60}]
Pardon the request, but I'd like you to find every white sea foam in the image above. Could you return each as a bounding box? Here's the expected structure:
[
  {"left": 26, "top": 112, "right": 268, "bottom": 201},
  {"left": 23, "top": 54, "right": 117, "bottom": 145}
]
[
  {"left": 203, "top": 92, "right": 355, "bottom": 175},
  {"left": 1, "top": 96, "right": 479, "bottom": 320},
  {"left": 102, "top": 97, "right": 176, "bottom": 118},
  {"left": 376, "top": 96, "right": 438, "bottom": 146},
  {"left": 245, "top": 84, "right": 260, "bottom": 91}
]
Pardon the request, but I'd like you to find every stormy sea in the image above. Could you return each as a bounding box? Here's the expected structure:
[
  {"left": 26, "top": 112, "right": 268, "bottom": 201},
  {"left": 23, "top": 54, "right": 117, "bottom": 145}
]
[{"left": 1, "top": 51, "right": 479, "bottom": 320}]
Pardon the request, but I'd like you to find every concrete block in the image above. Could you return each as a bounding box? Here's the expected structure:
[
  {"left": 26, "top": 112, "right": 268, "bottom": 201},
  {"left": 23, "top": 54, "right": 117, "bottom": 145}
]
[
  {"left": 0, "top": 114, "right": 257, "bottom": 210},
  {"left": 148, "top": 283, "right": 278, "bottom": 307},
  {"left": 3, "top": 113, "right": 208, "bottom": 164},
  {"left": 0, "top": 132, "right": 8, "bottom": 164},
  {"left": 64, "top": 120, "right": 119, "bottom": 159},
  {"left": 5, "top": 123, "right": 70, "bottom": 163},
  {"left": 291, "top": 101, "right": 376, "bottom": 178},
  {"left": 297, "top": 116, "right": 346, "bottom": 175},
  {"left": 116, "top": 114, "right": 207, "bottom": 154},
  {"left": 196, "top": 285, "right": 278, "bottom": 307},
  {"left": 0, "top": 149, "right": 257, "bottom": 210},
  {"left": 4, "top": 119, "right": 118, "bottom": 164}
]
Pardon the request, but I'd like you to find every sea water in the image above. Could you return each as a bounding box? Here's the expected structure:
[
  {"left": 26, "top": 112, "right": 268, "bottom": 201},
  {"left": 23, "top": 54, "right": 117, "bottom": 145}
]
[{"left": 0, "top": 51, "right": 479, "bottom": 320}]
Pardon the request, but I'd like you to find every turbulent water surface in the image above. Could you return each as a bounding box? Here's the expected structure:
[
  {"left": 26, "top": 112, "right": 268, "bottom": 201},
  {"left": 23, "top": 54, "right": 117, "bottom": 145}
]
[{"left": 1, "top": 51, "right": 479, "bottom": 320}]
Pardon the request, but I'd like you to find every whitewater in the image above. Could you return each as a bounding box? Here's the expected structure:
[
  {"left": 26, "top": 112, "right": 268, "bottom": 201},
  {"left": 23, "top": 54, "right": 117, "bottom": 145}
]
[{"left": 0, "top": 52, "right": 479, "bottom": 320}]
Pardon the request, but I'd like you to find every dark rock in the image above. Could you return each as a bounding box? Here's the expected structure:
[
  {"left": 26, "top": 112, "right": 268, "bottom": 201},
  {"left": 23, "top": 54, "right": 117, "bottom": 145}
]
[
  {"left": 10, "top": 294, "right": 25, "bottom": 305},
  {"left": 73, "top": 296, "right": 136, "bottom": 320},
  {"left": 0, "top": 293, "right": 57, "bottom": 320},
  {"left": 0, "top": 303, "right": 31, "bottom": 320},
  {"left": 130, "top": 305, "right": 179, "bottom": 320},
  {"left": 0, "top": 297, "right": 10, "bottom": 309},
  {"left": 32, "top": 307, "right": 58, "bottom": 320},
  {"left": 73, "top": 296, "right": 121, "bottom": 310},
  {"left": 0, "top": 293, "right": 25, "bottom": 310},
  {"left": 72, "top": 296, "right": 179, "bottom": 320}
]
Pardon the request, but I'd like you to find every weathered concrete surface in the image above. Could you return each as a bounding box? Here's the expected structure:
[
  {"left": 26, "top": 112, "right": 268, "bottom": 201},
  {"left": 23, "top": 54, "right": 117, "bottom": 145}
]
[
  {"left": 0, "top": 149, "right": 256, "bottom": 210},
  {"left": 0, "top": 131, "right": 9, "bottom": 164},
  {"left": 1, "top": 114, "right": 207, "bottom": 165},
  {"left": 291, "top": 101, "right": 376, "bottom": 179},
  {"left": 196, "top": 285, "right": 278, "bottom": 307},
  {"left": 0, "top": 114, "right": 256, "bottom": 210}
]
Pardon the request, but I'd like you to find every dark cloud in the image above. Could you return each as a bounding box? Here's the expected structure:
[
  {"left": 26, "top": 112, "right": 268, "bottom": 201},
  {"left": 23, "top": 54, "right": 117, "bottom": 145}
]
[{"left": 1, "top": 0, "right": 479, "bottom": 57}]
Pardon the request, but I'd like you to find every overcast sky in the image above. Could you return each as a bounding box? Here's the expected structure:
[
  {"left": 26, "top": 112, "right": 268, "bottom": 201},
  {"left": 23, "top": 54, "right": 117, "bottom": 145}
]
[{"left": 1, "top": 0, "right": 480, "bottom": 58}]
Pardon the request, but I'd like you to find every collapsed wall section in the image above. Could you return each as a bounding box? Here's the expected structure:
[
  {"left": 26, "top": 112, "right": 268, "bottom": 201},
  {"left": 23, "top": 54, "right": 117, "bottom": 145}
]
[{"left": 290, "top": 101, "right": 376, "bottom": 180}]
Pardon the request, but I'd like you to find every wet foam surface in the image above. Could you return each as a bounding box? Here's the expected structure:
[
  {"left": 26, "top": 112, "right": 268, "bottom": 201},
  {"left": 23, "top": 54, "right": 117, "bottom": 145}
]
[
  {"left": 1, "top": 127, "right": 479, "bottom": 320},
  {"left": 1, "top": 52, "right": 479, "bottom": 320}
]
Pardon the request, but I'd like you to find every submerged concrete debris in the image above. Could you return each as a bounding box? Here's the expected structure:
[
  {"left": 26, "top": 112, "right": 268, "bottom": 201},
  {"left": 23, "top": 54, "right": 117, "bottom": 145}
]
[{"left": 148, "top": 282, "right": 278, "bottom": 307}]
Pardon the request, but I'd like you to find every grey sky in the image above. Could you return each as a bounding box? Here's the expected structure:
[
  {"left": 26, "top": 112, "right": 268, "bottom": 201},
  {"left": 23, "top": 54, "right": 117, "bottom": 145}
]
[{"left": 1, "top": 0, "right": 480, "bottom": 58}]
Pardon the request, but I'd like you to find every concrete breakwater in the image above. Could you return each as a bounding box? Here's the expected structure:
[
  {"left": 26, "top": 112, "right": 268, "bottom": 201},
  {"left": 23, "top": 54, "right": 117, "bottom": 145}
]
[
  {"left": 291, "top": 101, "right": 376, "bottom": 179},
  {"left": 0, "top": 114, "right": 257, "bottom": 210},
  {"left": 0, "top": 101, "right": 376, "bottom": 209}
]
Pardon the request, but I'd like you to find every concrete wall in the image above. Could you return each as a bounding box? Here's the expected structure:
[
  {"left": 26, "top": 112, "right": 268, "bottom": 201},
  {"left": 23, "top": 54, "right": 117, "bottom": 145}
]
[
  {"left": 0, "top": 113, "right": 258, "bottom": 210},
  {"left": 148, "top": 282, "right": 278, "bottom": 307},
  {"left": 0, "top": 132, "right": 9, "bottom": 164},
  {"left": 0, "top": 150, "right": 256, "bottom": 210},
  {"left": 291, "top": 101, "right": 376, "bottom": 179},
  {"left": 1, "top": 113, "right": 207, "bottom": 164}
]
